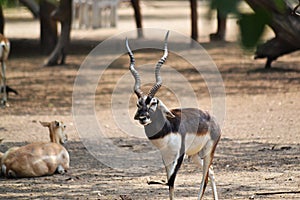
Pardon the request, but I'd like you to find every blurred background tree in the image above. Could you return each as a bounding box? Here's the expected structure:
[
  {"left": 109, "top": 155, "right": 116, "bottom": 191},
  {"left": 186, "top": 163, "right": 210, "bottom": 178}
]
[
  {"left": 1, "top": 0, "right": 299, "bottom": 68},
  {"left": 211, "top": 0, "right": 300, "bottom": 68}
]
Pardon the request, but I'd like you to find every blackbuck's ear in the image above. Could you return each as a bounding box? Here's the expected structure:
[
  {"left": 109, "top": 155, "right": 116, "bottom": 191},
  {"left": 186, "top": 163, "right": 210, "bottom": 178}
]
[
  {"left": 165, "top": 110, "right": 175, "bottom": 118},
  {"left": 40, "top": 121, "right": 50, "bottom": 127},
  {"left": 158, "top": 101, "right": 175, "bottom": 118}
]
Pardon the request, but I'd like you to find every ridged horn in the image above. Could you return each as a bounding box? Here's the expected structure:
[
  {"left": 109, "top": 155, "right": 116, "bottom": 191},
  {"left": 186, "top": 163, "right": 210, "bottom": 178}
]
[
  {"left": 126, "top": 38, "right": 143, "bottom": 98},
  {"left": 147, "top": 31, "right": 169, "bottom": 99}
]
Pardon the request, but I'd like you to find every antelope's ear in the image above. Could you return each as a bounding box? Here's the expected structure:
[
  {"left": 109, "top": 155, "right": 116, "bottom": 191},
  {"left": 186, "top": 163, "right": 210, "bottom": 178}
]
[
  {"left": 40, "top": 121, "right": 50, "bottom": 127},
  {"left": 158, "top": 101, "right": 175, "bottom": 118},
  {"left": 0, "top": 138, "right": 4, "bottom": 143},
  {"left": 165, "top": 110, "right": 175, "bottom": 118}
]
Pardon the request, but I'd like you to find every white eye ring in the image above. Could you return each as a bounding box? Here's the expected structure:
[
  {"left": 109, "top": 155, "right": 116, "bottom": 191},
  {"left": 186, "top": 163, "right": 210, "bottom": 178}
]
[
  {"left": 150, "top": 98, "right": 157, "bottom": 104},
  {"left": 150, "top": 102, "right": 157, "bottom": 106},
  {"left": 149, "top": 101, "right": 158, "bottom": 110}
]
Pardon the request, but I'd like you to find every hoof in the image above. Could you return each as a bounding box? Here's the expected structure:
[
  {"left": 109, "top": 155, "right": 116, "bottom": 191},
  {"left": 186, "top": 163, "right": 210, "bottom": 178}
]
[{"left": 56, "top": 165, "right": 65, "bottom": 174}]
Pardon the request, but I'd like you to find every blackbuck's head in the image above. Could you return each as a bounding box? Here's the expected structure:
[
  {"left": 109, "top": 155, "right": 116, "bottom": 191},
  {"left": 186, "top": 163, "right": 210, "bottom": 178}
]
[{"left": 126, "top": 31, "right": 175, "bottom": 126}]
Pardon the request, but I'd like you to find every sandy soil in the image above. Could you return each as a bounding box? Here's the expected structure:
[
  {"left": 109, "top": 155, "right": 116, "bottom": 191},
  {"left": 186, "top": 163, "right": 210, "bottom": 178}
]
[{"left": 0, "top": 1, "right": 300, "bottom": 200}]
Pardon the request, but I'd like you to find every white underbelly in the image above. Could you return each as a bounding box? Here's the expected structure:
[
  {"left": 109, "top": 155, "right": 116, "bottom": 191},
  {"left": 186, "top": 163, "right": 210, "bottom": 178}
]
[
  {"left": 150, "top": 132, "right": 211, "bottom": 156},
  {"left": 185, "top": 133, "right": 211, "bottom": 156}
]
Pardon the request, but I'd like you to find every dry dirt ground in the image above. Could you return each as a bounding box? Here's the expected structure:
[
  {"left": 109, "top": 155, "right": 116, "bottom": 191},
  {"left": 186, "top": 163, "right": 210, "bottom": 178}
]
[{"left": 0, "top": 2, "right": 300, "bottom": 200}]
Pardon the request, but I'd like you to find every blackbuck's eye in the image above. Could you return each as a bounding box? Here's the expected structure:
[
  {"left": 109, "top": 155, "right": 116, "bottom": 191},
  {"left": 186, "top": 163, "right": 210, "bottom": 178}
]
[
  {"left": 150, "top": 102, "right": 157, "bottom": 106},
  {"left": 149, "top": 101, "right": 158, "bottom": 111},
  {"left": 149, "top": 98, "right": 158, "bottom": 107}
]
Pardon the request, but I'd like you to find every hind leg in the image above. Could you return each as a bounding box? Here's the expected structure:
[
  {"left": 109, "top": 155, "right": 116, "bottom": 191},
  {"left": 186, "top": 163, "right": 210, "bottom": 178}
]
[{"left": 191, "top": 153, "right": 218, "bottom": 200}]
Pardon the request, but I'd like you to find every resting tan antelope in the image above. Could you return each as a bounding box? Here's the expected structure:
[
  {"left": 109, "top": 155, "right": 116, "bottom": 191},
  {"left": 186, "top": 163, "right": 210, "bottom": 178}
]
[
  {"left": 0, "top": 121, "right": 69, "bottom": 178},
  {"left": 0, "top": 33, "right": 10, "bottom": 106},
  {"left": 126, "top": 32, "right": 221, "bottom": 200}
]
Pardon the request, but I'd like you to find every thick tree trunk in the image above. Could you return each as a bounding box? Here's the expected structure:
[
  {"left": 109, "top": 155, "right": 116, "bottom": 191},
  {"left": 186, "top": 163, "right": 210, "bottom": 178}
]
[
  {"left": 245, "top": 0, "right": 300, "bottom": 68},
  {"left": 190, "top": 0, "right": 198, "bottom": 41},
  {"left": 210, "top": 8, "right": 227, "bottom": 41},
  {"left": 45, "top": 0, "right": 72, "bottom": 66},
  {"left": 130, "top": 0, "right": 143, "bottom": 38},
  {"left": 0, "top": 5, "right": 4, "bottom": 34},
  {"left": 40, "top": 1, "right": 58, "bottom": 54}
]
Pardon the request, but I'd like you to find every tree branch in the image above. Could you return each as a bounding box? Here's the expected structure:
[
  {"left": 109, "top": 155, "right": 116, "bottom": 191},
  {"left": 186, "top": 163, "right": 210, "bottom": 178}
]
[
  {"left": 245, "top": 0, "right": 300, "bottom": 68},
  {"left": 292, "top": 0, "right": 300, "bottom": 16},
  {"left": 255, "top": 190, "right": 300, "bottom": 196}
]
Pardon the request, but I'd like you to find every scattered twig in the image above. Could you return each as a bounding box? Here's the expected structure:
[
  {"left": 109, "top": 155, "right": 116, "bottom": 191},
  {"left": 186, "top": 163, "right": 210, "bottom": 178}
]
[
  {"left": 120, "top": 194, "right": 132, "bottom": 200},
  {"left": 147, "top": 179, "right": 167, "bottom": 185},
  {"left": 255, "top": 190, "right": 300, "bottom": 196},
  {"left": 118, "top": 144, "right": 133, "bottom": 148}
]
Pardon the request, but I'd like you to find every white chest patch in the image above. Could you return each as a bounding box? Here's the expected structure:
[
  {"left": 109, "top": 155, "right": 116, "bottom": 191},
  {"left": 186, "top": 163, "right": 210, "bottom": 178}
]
[
  {"left": 151, "top": 133, "right": 182, "bottom": 168},
  {"left": 150, "top": 133, "right": 181, "bottom": 151}
]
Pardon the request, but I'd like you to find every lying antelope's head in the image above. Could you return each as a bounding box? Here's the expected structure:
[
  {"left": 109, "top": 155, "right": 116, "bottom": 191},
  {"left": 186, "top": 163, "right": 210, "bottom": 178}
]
[
  {"left": 40, "top": 120, "right": 68, "bottom": 144},
  {"left": 126, "top": 31, "right": 175, "bottom": 126}
]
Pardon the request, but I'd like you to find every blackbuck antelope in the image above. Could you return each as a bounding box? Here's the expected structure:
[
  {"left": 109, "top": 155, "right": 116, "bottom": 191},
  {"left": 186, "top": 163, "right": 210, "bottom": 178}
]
[
  {"left": 126, "top": 32, "right": 221, "bottom": 200},
  {"left": 0, "top": 121, "right": 69, "bottom": 178},
  {"left": 0, "top": 34, "right": 10, "bottom": 106}
]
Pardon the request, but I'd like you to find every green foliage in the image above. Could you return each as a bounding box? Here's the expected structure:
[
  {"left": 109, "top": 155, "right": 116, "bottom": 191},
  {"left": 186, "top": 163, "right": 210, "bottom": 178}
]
[
  {"left": 0, "top": 0, "right": 18, "bottom": 8},
  {"left": 210, "top": 0, "right": 241, "bottom": 16},
  {"left": 210, "top": 0, "right": 288, "bottom": 48},
  {"left": 0, "top": 0, "right": 59, "bottom": 8},
  {"left": 273, "top": 0, "right": 286, "bottom": 14},
  {"left": 239, "top": 9, "right": 271, "bottom": 48}
]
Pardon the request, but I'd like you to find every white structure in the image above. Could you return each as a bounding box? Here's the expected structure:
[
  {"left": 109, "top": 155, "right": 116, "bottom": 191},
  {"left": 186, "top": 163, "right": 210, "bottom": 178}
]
[{"left": 72, "top": 0, "right": 119, "bottom": 29}]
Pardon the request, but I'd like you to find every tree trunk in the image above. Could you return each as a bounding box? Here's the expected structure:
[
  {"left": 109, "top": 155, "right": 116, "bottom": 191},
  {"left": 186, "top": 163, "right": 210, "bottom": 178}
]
[
  {"left": 45, "top": 0, "right": 72, "bottom": 66},
  {"left": 40, "top": 0, "right": 58, "bottom": 54},
  {"left": 130, "top": 0, "right": 143, "bottom": 38},
  {"left": 210, "top": 8, "right": 227, "bottom": 41},
  {"left": 245, "top": 0, "right": 300, "bottom": 68},
  {"left": 19, "top": 0, "right": 39, "bottom": 18},
  {"left": 190, "top": 0, "right": 198, "bottom": 41},
  {"left": 0, "top": 5, "right": 4, "bottom": 34}
]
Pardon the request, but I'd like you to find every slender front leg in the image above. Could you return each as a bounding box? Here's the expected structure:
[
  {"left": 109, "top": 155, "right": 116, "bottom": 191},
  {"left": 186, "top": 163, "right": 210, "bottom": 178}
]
[
  {"left": 163, "top": 153, "right": 184, "bottom": 200},
  {"left": 1, "top": 61, "right": 7, "bottom": 106}
]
